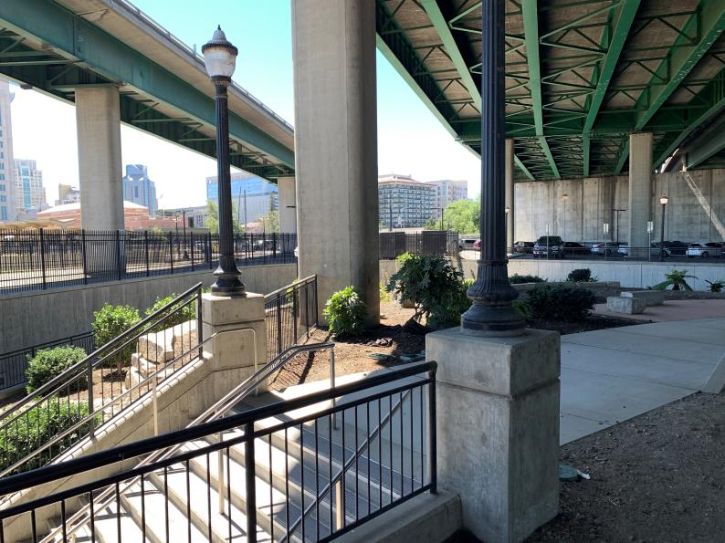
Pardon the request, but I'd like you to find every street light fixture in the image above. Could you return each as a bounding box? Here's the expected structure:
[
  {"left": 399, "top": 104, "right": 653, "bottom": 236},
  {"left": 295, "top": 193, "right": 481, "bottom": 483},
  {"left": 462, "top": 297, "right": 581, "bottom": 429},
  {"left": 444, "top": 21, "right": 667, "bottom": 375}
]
[
  {"left": 659, "top": 195, "right": 669, "bottom": 262},
  {"left": 203, "top": 26, "right": 244, "bottom": 295}
]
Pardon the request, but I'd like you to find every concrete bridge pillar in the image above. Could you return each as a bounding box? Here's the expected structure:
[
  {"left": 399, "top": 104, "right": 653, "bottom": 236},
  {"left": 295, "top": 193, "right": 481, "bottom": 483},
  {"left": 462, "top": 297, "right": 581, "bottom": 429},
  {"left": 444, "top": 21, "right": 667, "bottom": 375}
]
[
  {"left": 291, "top": 0, "right": 379, "bottom": 322},
  {"left": 277, "top": 176, "right": 296, "bottom": 233},
  {"left": 505, "top": 139, "right": 515, "bottom": 251},
  {"left": 75, "top": 85, "right": 124, "bottom": 231},
  {"left": 628, "top": 132, "right": 653, "bottom": 257}
]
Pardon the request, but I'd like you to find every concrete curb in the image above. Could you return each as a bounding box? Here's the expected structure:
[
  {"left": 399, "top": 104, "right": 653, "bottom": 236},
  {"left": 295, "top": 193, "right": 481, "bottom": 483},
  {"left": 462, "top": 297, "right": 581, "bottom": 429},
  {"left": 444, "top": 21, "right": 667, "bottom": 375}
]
[{"left": 702, "top": 353, "right": 725, "bottom": 394}]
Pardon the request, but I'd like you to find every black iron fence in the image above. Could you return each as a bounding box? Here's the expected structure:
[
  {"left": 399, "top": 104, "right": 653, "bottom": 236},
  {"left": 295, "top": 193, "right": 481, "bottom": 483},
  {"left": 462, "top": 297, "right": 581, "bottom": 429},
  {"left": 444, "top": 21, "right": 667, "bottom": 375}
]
[
  {"left": 0, "top": 361, "right": 437, "bottom": 543},
  {"left": 0, "top": 332, "right": 95, "bottom": 393},
  {"left": 265, "top": 275, "right": 318, "bottom": 361},
  {"left": 0, "top": 229, "right": 297, "bottom": 295},
  {"left": 0, "top": 283, "right": 204, "bottom": 477},
  {"left": 379, "top": 231, "right": 459, "bottom": 260}
]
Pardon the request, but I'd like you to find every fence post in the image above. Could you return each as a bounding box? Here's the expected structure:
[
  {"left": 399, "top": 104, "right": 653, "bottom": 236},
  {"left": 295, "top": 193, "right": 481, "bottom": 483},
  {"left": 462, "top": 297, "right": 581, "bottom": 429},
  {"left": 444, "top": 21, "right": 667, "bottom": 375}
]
[
  {"left": 190, "top": 232, "right": 195, "bottom": 271},
  {"left": 208, "top": 232, "right": 213, "bottom": 270},
  {"left": 115, "top": 230, "right": 122, "bottom": 281},
  {"left": 88, "top": 359, "right": 95, "bottom": 437},
  {"left": 428, "top": 368, "right": 437, "bottom": 494},
  {"left": 245, "top": 422, "right": 257, "bottom": 543},
  {"left": 169, "top": 232, "right": 174, "bottom": 274},
  {"left": 78, "top": 229, "right": 87, "bottom": 284},
  {"left": 144, "top": 230, "right": 150, "bottom": 277},
  {"left": 272, "top": 232, "right": 277, "bottom": 259},
  {"left": 39, "top": 228, "right": 47, "bottom": 290},
  {"left": 276, "top": 297, "right": 283, "bottom": 356}
]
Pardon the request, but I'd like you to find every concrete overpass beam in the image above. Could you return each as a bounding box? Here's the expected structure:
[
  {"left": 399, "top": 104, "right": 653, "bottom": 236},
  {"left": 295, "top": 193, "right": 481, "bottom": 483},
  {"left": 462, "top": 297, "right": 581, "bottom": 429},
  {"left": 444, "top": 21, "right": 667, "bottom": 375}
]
[
  {"left": 277, "top": 176, "right": 296, "bottom": 234},
  {"left": 75, "top": 85, "right": 124, "bottom": 231},
  {"left": 628, "top": 133, "right": 653, "bottom": 257},
  {"left": 505, "top": 139, "right": 514, "bottom": 251},
  {"left": 291, "top": 0, "right": 379, "bottom": 323}
]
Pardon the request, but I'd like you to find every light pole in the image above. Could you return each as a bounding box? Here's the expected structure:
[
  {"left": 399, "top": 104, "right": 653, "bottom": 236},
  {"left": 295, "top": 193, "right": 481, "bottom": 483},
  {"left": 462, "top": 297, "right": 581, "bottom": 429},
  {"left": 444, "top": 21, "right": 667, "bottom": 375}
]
[
  {"left": 203, "top": 26, "right": 244, "bottom": 295},
  {"left": 659, "top": 195, "right": 669, "bottom": 262},
  {"left": 613, "top": 208, "right": 626, "bottom": 243},
  {"left": 461, "top": 0, "right": 524, "bottom": 335},
  {"left": 505, "top": 206, "right": 510, "bottom": 252}
]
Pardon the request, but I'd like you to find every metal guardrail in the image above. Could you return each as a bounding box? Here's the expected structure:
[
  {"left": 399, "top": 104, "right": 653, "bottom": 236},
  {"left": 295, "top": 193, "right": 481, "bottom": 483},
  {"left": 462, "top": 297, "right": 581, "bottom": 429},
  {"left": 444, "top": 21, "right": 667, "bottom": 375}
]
[
  {"left": 0, "top": 229, "right": 297, "bottom": 295},
  {"left": 0, "top": 283, "right": 204, "bottom": 477},
  {"left": 0, "top": 359, "right": 437, "bottom": 543},
  {"left": 264, "top": 275, "right": 318, "bottom": 361},
  {"left": 0, "top": 332, "right": 95, "bottom": 393},
  {"left": 379, "top": 231, "right": 459, "bottom": 260}
]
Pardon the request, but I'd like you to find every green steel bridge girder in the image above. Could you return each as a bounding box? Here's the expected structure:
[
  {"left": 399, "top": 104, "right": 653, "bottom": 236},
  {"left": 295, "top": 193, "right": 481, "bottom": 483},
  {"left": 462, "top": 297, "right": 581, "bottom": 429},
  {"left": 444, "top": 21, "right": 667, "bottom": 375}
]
[
  {"left": 685, "top": 120, "right": 725, "bottom": 169},
  {"left": 0, "top": 0, "right": 294, "bottom": 175}
]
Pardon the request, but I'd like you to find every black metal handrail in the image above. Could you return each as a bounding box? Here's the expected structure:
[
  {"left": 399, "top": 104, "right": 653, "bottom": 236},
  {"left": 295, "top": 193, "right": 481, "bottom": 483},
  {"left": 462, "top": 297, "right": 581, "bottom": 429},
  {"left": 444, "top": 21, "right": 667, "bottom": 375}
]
[
  {"left": 0, "top": 283, "right": 204, "bottom": 476},
  {"left": 265, "top": 274, "right": 318, "bottom": 361},
  {"left": 0, "top": 361, "right": 437, "bottom": 543}
]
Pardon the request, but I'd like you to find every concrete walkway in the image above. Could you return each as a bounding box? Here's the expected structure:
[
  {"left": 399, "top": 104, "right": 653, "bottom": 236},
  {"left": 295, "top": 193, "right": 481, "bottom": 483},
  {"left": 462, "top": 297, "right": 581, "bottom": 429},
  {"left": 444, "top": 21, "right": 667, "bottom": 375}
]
[{"left": 560, "top": 318, "right": 725, "bottom": 444}]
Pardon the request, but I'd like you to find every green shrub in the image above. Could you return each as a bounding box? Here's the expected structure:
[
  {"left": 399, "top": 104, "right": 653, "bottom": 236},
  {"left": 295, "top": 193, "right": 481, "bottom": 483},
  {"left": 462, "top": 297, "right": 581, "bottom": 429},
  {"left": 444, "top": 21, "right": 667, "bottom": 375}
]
[
  {"left": 567, "top": 268, "right": 596, "bottom": 283},
  {"left": 26, "top": 346, "right": 88, "bottom": 393},
  {"left": 509, "top": 274, "right": 546, "bottom": 284},
  {"left": 323, "top": 286, "right": 367, "bottom": 338},
  {"left": 525, "top": 285, "right": 596, "bottom": 322},
  {"left": 0, "top": 401, "right": 92, "bottom": 474},
  {"left": 653, "top": 269, "right": 696, "bottom": 291},
  {"left": 92, "top": 304, "right": 141, "bottom": 368},
  {"left": 386, "top": 253, "right": 469, "bottom": 327},
  {"left": 379, "top": 282, "right": 392, "bottom": 303},
  {"left": 705, "top": 279, "right": 723, "bottom": 293},
  {"left": 145, "top": 294, "right": 196, "bottom": 330}
]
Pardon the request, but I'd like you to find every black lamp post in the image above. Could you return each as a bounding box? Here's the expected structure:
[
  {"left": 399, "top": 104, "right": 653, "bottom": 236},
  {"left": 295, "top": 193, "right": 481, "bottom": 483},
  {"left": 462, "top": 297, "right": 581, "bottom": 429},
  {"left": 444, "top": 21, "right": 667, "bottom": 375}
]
[
  {"left": 203, "top": 26, "right": 244, "bottom": 295},
  {"left": 659, "top": 195, "right": 669, "bottom": 262},
  {"left": 461, "top": 0, "right": 524, "bottom": 335}
]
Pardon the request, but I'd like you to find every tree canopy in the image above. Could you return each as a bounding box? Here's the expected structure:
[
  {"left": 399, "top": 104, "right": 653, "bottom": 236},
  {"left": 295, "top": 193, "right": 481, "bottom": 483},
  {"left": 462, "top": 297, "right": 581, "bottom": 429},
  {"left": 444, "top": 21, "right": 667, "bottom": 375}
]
[{"left": 426, "top": 199, "right": 479, "bottom": 233}]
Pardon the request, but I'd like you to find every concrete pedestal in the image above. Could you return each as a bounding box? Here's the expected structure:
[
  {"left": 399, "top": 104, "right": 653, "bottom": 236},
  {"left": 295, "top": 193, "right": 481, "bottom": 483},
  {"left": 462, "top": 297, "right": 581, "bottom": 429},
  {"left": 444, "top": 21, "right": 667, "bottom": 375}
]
[
  {"left": 201, "top": 292, "right": 267, "bottom": 396},
  {"left": 426, "top": 327, "right": 560, "bottom": 543}
]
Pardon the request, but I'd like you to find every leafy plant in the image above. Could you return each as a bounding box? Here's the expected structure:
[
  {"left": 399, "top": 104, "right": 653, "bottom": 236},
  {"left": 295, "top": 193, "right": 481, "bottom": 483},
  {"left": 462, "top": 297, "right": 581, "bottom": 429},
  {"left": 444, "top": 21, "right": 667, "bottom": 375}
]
[
  {"left": 524, "top": 285, "right": 596, "bottom": 322},
  {"left": 92, "top": 304, "right": 141, "bottom": 369},
  {"left": 323, "top": 286, "right": 367, "bottom": 338},
  {"left": 379, "top": 282, "right": 391, "bottom": 303},
  {"left": 26, "top": 346, "right": 88, "bottom": 393},
  {"left": 509, "top": 274, "right": 546, "bottom": 284},
  {"left": 653, "top": 269, "right": 697, "bottom": 291},
  {"left": 0, "top": 401, "right": 93, "bottom": 474},
  {"left": 145, "top": 294, "right": 196, "bottom": 330},
  {"left": 386, "top": 253, "right": 469, "bottom": 327},
  {"left": 567, "top": 268, "right": 596, "bottom": 283},
  {"left": 705, "top": 279, "right": 724, "bottom": 293}
]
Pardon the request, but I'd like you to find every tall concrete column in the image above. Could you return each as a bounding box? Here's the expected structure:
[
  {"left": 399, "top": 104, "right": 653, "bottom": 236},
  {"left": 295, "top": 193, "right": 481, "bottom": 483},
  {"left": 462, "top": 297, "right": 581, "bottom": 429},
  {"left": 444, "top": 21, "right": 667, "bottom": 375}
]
[
  {"left": 75, "top": 85, "right": 124, "bottom": 231},
  {"left": 505, "top": 139, "right": 515, "bottom": 251},
  {"left": 292, "top": 0, "right": 379, "bottom": 322},
  {"left": 277, "top": 176, "right": 297, "bottom": 234},
  {"left": 628, "top": 133, "right": 653, "bottom": 257}
]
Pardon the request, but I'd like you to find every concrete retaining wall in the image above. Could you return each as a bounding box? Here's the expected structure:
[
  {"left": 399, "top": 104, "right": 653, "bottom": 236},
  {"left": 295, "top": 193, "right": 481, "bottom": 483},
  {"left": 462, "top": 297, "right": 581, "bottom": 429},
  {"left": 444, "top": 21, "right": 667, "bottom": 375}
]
[
  {"left": 514, "top": 168, "right": 725, "bottom": 243},
  {"left": 0, "top": 263, "right": 296, "bottom": 353}
]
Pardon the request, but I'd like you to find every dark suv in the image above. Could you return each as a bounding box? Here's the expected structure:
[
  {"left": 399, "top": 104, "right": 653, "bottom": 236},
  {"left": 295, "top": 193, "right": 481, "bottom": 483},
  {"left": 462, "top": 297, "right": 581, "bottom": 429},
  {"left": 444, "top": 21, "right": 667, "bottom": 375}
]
[{"left": 533, "top": 236, "right": 565, "bottom": 258}]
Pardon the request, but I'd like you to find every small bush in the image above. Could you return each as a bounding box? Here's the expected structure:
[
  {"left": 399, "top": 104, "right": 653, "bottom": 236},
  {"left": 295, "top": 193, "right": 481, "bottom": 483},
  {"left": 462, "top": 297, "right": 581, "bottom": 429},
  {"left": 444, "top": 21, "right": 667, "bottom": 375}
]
[
  {"left": 0, "top": 401, "right": 92, "bottom": 474},
  {"left": 567, "top": 268, "right": 595, "bottom": 283},
  {"left": 26, "top": 346, "right": 88, "bottom": 393},
  {"left": 386, "top": 253, "right": 469, "bottom": 327},
  {"left": 509, "top": 274, "right": 546, "bottom": 284},
  {"left": 92, "top": 304, "right": 141, "bottom": 368},
  {"left": 525, "top": 285, "right": 596, "bottom": 322},
  {"left": 324, "top": 286, "right": 367, "bottom": 338},
  {"left": 706, "top": 279, "right": 723, "bottom": 293},
  {"left": 145, "top": 294, "right": 196, "bottom": 330}
]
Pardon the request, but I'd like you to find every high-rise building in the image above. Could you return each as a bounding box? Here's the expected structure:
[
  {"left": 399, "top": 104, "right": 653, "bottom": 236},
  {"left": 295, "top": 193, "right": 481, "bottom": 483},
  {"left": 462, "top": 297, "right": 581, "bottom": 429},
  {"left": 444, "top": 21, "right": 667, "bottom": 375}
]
[
  {"left": 378, "top": 174, "right": 437, "bottom": 228},
  {"left": 0, "top": 80, "right": 17, "bottom": 223},
  {"left": 424, "top": 179, "right": 468, "bottom": 218},
  {"left": 13, "top": 159, "right": 46, "bottom": 220},
  {"left": 206, "top": 172, "right": 278, "bottom": 227},
  {"left": 122, "top": 164, "right": 158, "bottom": 217},
  {"left": 56, "top": 183, "right": 81, "bottom": 205}
]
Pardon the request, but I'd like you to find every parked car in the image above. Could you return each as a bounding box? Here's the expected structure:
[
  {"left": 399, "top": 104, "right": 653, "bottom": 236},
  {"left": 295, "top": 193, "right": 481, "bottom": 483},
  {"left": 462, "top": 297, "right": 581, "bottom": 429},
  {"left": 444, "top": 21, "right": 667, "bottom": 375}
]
[
  {"left": 686, "top": 242, "right": 722, "bottom": 258},
  {"left": 458, "top": 238, "right": 479, "bottom": 251},
  {"left": 563, "top": 241, "right": 589, "bottom": 256},
  {"left": 512, "top": 241, "right": 534, "bottom": 254},
  {"left": 664, "top": 241, "right": 688, "bottom": 256},
  {"left": 590, "top": 241, "right": 621, "bottom": 256},
  {"left": 533, "top": 236, "right": 565, "bottom": 258},
  {"left": 618, "top": 243, "right": 671, "bottom": 257}
]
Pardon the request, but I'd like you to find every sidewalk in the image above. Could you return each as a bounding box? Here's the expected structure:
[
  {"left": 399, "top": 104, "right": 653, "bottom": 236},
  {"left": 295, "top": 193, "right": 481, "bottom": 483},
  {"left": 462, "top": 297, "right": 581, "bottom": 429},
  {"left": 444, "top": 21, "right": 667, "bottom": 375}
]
[{"left": 560, "top": 318, "right": 725, "bottom": 443}]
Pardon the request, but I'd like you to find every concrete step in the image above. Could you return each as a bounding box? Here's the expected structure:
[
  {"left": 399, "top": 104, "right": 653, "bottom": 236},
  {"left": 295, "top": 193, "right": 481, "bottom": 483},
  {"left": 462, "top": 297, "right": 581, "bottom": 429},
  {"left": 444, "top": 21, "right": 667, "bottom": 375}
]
[{"left": 136, "top": 320, "right": 197, "bottom": 364}]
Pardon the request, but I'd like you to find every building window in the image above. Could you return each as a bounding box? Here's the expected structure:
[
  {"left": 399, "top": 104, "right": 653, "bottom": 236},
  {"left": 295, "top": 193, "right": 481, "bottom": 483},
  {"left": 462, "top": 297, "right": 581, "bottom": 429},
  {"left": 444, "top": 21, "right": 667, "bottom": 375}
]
[
  {"left": 0, "top": 207, "right": 6, "bottom": 221},
  {"left": 0, "top": 196, "right": 5, "bottom": 202},
  {"left": 134, "top": 186, "right": 139, "bottom": 198}
]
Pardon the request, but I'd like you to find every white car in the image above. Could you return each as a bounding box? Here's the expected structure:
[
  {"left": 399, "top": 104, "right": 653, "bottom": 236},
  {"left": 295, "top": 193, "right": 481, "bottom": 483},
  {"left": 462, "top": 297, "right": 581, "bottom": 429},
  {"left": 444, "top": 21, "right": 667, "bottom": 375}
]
[{"left": 686, "top": 243, "right": 722, "bottom": 258}]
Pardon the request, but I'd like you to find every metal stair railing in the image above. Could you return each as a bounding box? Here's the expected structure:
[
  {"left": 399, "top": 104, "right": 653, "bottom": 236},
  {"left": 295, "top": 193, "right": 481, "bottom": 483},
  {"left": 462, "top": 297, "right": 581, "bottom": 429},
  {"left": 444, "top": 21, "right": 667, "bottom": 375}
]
[{"left": 0, "top": 282, "right": 204, "bottom": 477}]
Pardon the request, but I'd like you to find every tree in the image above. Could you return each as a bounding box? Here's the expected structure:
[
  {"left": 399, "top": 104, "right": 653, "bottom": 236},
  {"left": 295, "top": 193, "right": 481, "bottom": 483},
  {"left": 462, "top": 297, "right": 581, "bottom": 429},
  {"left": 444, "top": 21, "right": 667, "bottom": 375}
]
[
  {"left": 426, "top": 199, "right": 480, "bottom": 233},
  {"left": 260, "top": 210, "right": 280, "bottom": 233},
  {"left": 206, "top": 200, "right": 243, "bottom": 234}
]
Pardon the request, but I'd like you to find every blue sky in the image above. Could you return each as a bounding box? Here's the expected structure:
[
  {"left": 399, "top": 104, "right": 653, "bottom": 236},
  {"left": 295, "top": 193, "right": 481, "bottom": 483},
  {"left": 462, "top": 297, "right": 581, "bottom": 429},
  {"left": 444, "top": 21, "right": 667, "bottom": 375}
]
[{"left": 10, "top": 0, "right": 480, "bottom": 208}]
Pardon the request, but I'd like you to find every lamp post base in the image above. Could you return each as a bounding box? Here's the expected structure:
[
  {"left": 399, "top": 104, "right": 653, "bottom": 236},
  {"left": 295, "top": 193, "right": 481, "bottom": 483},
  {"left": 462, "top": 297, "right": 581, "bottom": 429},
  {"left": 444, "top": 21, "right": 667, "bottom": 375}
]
[
  {"left": 211, "top": 259, "right": 245, "bottom": 296},
  {"left": 461, "top": 302, "right": 526, "bottom": 337}
]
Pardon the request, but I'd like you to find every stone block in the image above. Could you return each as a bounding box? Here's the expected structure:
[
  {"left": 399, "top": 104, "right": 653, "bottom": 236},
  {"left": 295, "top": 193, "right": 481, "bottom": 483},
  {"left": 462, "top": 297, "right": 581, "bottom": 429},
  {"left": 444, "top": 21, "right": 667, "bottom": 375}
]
[
  {"left": 201, "top": 292, "right": 265, "bottom": 327},
  {"left": 621, "top": 290, "right": 664, "bottom": 306},
  {"left": 607, "top": 296, "right": 646, "bottom": 314},
  {"left": 426, "top": 328, "right": 560, "bottom": 543}
]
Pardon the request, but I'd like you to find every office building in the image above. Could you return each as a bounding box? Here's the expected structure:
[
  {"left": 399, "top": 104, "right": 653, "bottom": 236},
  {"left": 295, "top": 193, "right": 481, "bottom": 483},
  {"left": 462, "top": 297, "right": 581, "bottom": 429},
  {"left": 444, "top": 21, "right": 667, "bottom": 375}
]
[
  {"left": 158, "top": 205, "right": 208, "bottom": 230},
  {"left": 378, "top": 174, "right": 437, "bottom": 229},
  {"left": 206, "top": 172, "right": 278, "bottom": 227},
  {"left": 425, "top": 179, "right": 468, "bottom": 218},
  {"left": 56, "top": 183, "right": 81, "bottom": 205},
  {"left": 0, "top": 80, "right": 16, "bottom": 222},
  {"left": 14, "top": 159, "right": 46, "bottom": 220},
  {"left": 122, "top": 164, "right": 158, "bottom": 217}
]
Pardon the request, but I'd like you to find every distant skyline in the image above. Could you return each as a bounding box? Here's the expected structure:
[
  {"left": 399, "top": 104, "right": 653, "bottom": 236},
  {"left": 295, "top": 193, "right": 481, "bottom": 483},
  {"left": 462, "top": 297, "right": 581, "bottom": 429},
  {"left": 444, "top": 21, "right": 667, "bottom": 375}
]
[{"left": 8, "top": 0, "right": 481, "bottom": 210}]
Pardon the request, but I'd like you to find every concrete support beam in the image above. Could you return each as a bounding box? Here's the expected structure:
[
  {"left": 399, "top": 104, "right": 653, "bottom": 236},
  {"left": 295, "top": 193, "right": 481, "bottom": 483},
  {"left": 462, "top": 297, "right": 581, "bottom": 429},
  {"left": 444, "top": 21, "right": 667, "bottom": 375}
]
[
  {"left": 278, "top": 176, "right": 297, "bottom": 234},
  {"left": 427, "top": 328, "right": 561, "bottom": 542},
  {"left": 506, "top": 139, "right": 515, "bottom": 251},
  {"left": 292, "top": 0, "right": 379, "bottom": 322},
  {"left": 628, "top": 133, "right": 653, "bottom": 257},
  {"left": 75, "top": 85, "right": 124, "bottom": 231}
]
